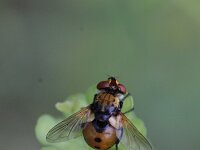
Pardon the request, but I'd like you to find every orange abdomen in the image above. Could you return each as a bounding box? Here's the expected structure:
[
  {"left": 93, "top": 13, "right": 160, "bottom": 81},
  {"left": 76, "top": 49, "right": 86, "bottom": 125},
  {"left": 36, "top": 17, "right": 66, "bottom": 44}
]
[{"left": 83, "top": 122, "right": 117, "bottom": 150}]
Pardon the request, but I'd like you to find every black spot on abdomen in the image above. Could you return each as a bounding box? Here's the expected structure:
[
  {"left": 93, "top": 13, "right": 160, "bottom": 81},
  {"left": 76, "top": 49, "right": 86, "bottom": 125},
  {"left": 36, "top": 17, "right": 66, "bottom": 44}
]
[
  {"left": 94, "top": 137, "right": 102, "bottom": 143},
  {"left": 94, "top": 146, "right": 100, "bottom": 149}
]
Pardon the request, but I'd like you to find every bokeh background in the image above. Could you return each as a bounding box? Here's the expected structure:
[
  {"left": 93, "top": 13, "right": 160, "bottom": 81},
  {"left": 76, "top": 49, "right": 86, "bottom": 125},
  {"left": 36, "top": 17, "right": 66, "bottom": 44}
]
[{"left": 1, "top": 0, "right": 200, "bottom": 150}]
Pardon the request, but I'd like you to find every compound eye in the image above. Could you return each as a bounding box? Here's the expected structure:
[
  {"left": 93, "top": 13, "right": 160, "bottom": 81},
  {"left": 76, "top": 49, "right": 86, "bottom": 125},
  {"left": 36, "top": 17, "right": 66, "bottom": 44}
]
[
  {"left": 97, "top": 81, "right": 110, "bottom": 90},
  {"left": 118, "top": 84, "right": 126, "bottom": 94}
]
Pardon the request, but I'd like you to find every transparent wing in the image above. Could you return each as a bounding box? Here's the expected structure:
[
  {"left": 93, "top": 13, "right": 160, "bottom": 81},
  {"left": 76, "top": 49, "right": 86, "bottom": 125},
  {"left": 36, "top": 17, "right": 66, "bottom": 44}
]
[
  {"left": 46, "top": 106, "right": 92, "bottom": 143},
  {"left": 119, "top": 113, "right": 153, "bottom": 150}
]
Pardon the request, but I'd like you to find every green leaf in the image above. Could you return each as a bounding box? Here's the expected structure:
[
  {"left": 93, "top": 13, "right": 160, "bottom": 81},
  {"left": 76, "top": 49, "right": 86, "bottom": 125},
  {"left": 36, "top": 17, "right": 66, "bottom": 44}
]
[
  {"left": 121, "top": 94, "right": 134, "bottom": 113},
  {"left": 41, "top": 146, "right": 58, "bottom": 150},
  {"left": 56, "top": 94, "right": 88, "bottom": 116},
  {"left": 85, "top": 85, "right": 97, "bottom": 103},
  {"left": 126, "top": 112, "right": 147, "bottom": 137},
  {"left": 35, "top": 115, "right": 58, "bottom": 145}
]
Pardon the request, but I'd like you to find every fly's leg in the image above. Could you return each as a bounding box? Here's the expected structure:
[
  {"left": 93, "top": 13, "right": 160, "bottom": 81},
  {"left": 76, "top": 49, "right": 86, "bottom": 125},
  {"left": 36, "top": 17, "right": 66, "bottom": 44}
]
[
  {"left": 124, "top": 107, "right": 134, "bottom": 114},
  {"left": 115, "top": 143, "right": 118, "bottom": 150},
  {"left": 121, "top": 93, "right": 131, "bottom": 102},
  {"left": 119, "top": 93, "right": 131, "bottom": 109},
  {"left": 121, "top": 93, "right": 135, "bottom": 114},
  {"left": 115, "top": 139, "right": 120, "bottom": 150}
]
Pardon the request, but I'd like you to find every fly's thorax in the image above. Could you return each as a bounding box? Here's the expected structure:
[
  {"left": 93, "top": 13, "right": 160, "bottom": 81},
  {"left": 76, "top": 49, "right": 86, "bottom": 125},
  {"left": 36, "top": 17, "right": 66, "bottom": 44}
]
[
  {"left": 95, "top": 92, "right": 120, "bottom": 108},
  {"left": 90, "top": 92, "right": 122, "bottom": 122}
]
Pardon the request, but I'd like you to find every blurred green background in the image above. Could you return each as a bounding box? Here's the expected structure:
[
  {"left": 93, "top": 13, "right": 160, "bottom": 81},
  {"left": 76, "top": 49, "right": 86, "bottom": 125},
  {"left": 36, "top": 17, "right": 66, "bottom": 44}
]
[{"left": 1, "top": 0, "right": 200, "bottom": 150}]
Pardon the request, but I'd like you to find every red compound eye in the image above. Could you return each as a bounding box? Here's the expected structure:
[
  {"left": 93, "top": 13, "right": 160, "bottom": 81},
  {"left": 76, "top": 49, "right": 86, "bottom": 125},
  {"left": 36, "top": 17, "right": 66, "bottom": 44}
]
[
  {"left": 97, "top": 81, "right": 110, "bottom": 90},
  {"left": 118, "top": 84, "right": 126, "bottom": 94}
]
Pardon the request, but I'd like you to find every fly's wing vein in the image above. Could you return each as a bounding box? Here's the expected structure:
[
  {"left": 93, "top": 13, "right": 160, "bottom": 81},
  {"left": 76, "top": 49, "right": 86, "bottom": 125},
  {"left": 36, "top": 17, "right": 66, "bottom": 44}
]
[
  {"left": 119, "top": 113, "right": 153, "bottom": 150},
  {"left": 46, "top": 106, "right": 91, "bottom": 143}
]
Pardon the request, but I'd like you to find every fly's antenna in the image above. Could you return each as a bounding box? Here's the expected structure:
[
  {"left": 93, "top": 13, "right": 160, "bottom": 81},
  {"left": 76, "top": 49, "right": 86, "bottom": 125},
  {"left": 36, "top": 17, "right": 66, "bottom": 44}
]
[{"left": 105, "top": 74, "right": 119, "bottom": 80}]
